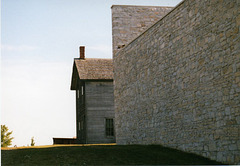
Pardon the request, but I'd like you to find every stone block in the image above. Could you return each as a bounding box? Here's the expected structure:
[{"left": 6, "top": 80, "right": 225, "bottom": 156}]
[{"left": 229, "top": 144, "right": 238, "bottom": 151}]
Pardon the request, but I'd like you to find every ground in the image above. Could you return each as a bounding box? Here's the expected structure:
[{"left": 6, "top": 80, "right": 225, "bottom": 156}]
[{"left": 1, "top": 144, "right": 224, "bottom": 165}]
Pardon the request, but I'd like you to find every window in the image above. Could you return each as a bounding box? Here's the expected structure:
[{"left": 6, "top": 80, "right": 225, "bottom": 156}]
[
  {"left": 81, "top": 121, "right": 84, "bottom": 130},
  {"left": 105, "top": 118, "right": 114, "bottom": 137}
]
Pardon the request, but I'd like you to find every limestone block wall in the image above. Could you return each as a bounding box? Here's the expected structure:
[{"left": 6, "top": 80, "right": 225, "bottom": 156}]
[
  {"left": 112, "top": 5, "right": 173, "bottom": 56},
  {"left": 113, "top": 0, "right": 240, "bottom": 164}
]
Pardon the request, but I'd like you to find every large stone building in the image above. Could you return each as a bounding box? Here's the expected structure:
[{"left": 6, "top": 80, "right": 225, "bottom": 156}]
[
  {"left": 112, "top": 5, "right": 173, "bottom": 56},
  {"left": 71, "top": 46, "right": 115, "bottom": 144},
  {"left": 112, "top": 0, "right": 240, "bottom": 164}
]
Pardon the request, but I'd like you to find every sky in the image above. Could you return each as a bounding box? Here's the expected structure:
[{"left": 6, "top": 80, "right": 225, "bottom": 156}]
[{"left": 1, "top": 0, "right": 182, "bottom": 147}]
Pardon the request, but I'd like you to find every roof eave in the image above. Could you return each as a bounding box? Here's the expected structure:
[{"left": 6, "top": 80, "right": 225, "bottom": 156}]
[
  {"left": 70, "top": 62, "right": 78, "bottom": 90},
  {"left": 79, "top": 79, "right": 113, "bottom": 82}
]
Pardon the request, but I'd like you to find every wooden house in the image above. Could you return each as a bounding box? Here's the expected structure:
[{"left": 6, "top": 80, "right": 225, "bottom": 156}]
[{"left": 70, "top": 46, "right": 115, "bottom": 144}]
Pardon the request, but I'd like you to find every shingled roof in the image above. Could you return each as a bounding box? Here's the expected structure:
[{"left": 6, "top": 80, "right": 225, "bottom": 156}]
[{"left": 71, "top": 58, "right": 113, "bottom": 90}]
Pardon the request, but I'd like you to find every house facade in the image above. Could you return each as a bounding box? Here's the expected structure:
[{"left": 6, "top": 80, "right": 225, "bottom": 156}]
[{"left": 71, "top": 46, "right": 115, "bottom": 144}]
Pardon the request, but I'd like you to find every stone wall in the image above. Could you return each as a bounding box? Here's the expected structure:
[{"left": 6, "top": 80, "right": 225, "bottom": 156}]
[
  {"left": 113, "top": 0, "right": 240, "bottom": 164},
  {"left": 112, "top": 5, "right": 173, "bottom": 56}
]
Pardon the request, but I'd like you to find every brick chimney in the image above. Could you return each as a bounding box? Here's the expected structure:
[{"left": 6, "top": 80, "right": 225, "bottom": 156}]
[{"left": 79, "top": 46, "right": 85, "bottom": 59}]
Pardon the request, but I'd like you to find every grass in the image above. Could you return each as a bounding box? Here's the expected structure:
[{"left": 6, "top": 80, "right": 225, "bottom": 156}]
[{"left": 1, "top": 144, "right": 223, "bottom": 165}]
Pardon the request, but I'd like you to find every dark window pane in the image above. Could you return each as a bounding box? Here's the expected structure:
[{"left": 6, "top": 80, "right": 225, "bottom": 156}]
[{"left": 106, "top": 118, "right": 114, "bottom": 136}]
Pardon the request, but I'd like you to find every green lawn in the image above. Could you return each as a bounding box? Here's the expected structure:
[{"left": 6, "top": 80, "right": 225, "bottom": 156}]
[{"left": 1, "top": 144, "right": 223, "bottom": 165}]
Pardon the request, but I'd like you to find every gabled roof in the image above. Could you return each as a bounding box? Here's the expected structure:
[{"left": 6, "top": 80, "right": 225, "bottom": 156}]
[
  {"left": 71, "top": 58, "right": 113, "bottom": 90},
  {"left": 75, "top": 58, "right": 113, "bottom": 80}
]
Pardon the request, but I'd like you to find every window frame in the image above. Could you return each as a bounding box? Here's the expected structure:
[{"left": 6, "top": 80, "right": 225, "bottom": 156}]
[{"left": 105, "top": 118, "right": 114, "bottom": 137}]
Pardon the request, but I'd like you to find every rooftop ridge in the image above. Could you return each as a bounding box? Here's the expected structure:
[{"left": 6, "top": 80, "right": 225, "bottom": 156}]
[
  {"left": 74, "top": 58, "right": 113, "bottom": 60},
  {"left": 111, "top": 5, "right": 174, "bottom": 9}
]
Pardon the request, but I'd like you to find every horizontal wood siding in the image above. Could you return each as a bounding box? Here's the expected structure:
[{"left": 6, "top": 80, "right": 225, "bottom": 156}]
[
  {"left": 76, "top": 81, "right": 86, "bottom": 144},
  {"left": 85, "top": 81, "right": 115, "bottom": 143}
]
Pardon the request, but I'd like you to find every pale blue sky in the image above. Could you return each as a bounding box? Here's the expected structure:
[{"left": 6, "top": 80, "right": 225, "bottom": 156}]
[{"left": 1, "top": 0, "right": 182, "bottom": 146}]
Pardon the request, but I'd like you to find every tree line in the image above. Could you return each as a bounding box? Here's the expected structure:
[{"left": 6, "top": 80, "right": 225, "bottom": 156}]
[{"left": 1, "top": 125, "right": 35, "bottom": 147}]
